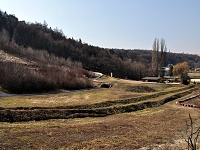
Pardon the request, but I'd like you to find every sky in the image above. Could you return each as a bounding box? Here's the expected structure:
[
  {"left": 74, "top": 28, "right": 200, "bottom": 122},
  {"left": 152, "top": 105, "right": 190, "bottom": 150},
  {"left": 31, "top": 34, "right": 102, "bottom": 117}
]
[{"left": 0, "top": 0, "right": 200, "bottom": 54}]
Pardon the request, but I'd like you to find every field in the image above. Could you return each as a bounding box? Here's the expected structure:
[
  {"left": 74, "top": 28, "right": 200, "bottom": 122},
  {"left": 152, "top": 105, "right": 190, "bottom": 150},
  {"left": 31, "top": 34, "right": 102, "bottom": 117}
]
[
  {"left": 0, "top": 76, "right": 200, "bottom": 149},
  {"left": 189, "top": 72, "right": 200, "bottom": 79},
  {"left": 0, "top": 76, "right": 187, "bottom": 108}
]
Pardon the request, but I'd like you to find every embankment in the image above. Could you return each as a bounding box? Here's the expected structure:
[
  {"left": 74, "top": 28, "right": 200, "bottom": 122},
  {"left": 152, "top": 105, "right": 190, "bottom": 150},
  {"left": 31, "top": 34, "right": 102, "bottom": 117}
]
[{"left": 0, "top": 86, "right": 196, "bottom": 122}]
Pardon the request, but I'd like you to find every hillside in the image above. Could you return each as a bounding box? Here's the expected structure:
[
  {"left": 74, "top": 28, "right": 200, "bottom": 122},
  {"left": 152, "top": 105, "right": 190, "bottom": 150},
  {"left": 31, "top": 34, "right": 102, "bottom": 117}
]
[
  {"left": 0, "top": 49, "right": 32, "bottom": 64},
  {"left": 0, "top": 10, "right": 200, "bottom": 90},
  {"left": 0, "top": 44, "right": 93, "bottom": 94}
]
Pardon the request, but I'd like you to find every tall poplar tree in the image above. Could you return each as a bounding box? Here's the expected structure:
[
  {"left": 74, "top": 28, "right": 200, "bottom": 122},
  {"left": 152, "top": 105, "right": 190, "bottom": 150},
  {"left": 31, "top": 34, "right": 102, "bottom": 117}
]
[
  {"left": 152, "top": 38, "right": 159, "bottom": 76},
  {"left": 152, "top": 38, "right": 167, "bottom": 77},
  {"left": 160, "top": 38, "right": 167, "bottom": 68}
]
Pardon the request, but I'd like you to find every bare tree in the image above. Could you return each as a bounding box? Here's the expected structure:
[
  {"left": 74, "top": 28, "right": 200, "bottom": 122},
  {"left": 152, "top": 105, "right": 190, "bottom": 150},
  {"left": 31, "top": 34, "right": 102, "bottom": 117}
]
[
  {"left": 160, "top": 38, "right": 167, "bottom": 68},
  {"left": 152, "top": 38, "right": 159, "bottom": 76},
  {"left": 183, "top": 114, "right": 200, "bottom": 150},
  {"left": 152, "top": 38, "right": 168, "bottom": 77}
]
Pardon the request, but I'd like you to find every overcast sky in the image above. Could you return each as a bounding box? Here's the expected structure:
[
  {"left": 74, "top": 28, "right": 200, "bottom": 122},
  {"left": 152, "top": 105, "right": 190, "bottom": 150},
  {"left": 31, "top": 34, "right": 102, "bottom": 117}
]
[{"left": 1, "top": 0, "right": 200, "bottom": 54}]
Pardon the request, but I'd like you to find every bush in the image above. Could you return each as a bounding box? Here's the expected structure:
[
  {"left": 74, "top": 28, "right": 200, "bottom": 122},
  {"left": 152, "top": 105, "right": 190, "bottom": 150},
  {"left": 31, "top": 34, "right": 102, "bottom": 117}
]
[
  {"left": 125, "top": 86, "right": 156, "bottom": 93},
  {"left": 0, "top": 61, "right": 93, "bottom": 94},
  {"left": 0, "top": 62, "right": 55, "bottom": 93}
]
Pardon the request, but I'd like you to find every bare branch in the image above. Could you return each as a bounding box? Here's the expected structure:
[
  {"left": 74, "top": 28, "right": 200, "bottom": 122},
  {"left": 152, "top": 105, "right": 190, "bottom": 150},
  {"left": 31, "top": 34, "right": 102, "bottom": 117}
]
[{"left": 183, "top": 114, "right": 200, "bottom": 150}]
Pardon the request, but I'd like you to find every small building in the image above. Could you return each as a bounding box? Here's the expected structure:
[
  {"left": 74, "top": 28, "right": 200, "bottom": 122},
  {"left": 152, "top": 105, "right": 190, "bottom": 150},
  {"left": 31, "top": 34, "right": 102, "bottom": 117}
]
[
  {"left": 142, "top": 77, "right": 161, "bottom": 82},
  {"left": 159, "top": 64, "right": 173, "bottom": 77}
]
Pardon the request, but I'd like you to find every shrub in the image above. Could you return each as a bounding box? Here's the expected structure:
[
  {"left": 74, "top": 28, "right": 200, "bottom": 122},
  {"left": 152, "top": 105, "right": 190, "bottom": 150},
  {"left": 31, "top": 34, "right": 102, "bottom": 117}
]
[
  {"left": 0, "top": 62, "right": 56, "bottom": 93},
  {"left": 0, "top": 61, "right": 93, "bottom": 94},
  {"left": 125, "top": 86, "right": 156, "bottom": 93}
]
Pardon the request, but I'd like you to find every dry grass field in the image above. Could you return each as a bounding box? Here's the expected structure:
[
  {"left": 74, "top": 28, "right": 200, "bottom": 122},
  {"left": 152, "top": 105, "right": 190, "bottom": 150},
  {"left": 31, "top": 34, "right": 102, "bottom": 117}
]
[
  {"left": 0, "top": 100, "right": 199, "bottom": 149},
  {"left": 189, "top": 72, "right": 200, "bottom": 78},
  {"left": 0, "top": 76, "right": 199, "bottom": 149},
  {"left": 0, "top": 76, "right": 185, "bottom": 108}
]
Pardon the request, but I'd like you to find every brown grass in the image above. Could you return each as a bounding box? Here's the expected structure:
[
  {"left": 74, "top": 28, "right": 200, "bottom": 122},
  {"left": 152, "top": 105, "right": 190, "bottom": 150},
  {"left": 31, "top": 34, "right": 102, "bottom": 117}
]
[
  {"left": 0, "top": 76, "right": 148, "bottom": 108},
  {"left": 0, "top": 100, "right": 199, "bottom": 149},
  {"left": 0, "top": 77, "right": 199, "bottom": 149},
  {"left": 0, "top": 76, "right": 186, "bottom": 108}
]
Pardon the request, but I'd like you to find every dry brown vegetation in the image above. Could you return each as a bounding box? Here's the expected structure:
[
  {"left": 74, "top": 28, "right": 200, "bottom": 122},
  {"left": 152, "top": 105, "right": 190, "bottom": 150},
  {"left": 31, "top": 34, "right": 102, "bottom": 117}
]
[
  {"left": 0, "top": 77, "right": 199, "bottom": 149},
  {"left": 0, "top": 98, "right": 199, "bottom": 149},
  {"left": 0, "top": 47, "right": 93, "bottom": 94}
]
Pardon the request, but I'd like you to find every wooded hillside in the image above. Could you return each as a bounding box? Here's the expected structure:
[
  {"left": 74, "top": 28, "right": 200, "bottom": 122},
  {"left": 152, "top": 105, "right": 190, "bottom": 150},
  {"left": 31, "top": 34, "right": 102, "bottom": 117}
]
[{"left": 0, "top": 11, "right": 200, "bottom": 82}]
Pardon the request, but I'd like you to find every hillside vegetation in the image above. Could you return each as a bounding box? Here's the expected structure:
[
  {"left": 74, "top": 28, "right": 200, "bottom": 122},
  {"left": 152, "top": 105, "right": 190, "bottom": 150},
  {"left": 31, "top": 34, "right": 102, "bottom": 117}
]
[
  {"left": 0, "top": 11, "right": 200, "bottom": 93},
  {"left": 0, "top": 11, "right": 94, "bottom": 93},
  {"left": 0, "top": 49, "right": 93, "bottom": 93}
]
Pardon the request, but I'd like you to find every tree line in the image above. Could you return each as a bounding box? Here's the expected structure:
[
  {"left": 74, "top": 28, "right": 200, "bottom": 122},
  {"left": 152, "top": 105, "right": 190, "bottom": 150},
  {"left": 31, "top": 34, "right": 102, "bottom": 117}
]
[{"left": 0, "top": 10, "right": 200, "bottom": 87}]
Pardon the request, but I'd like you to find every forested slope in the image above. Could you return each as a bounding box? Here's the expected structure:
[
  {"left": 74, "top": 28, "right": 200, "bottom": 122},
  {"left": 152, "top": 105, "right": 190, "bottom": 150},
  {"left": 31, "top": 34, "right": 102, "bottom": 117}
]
[{"left": 0, "top": 10, "right": 200, "bottom": 82}]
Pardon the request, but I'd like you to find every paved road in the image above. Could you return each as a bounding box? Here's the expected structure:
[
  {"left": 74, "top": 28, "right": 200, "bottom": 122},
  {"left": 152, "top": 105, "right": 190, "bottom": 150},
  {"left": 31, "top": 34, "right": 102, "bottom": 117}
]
[{"left": 92, "top": 72, "right": 103, "bottom": 81}]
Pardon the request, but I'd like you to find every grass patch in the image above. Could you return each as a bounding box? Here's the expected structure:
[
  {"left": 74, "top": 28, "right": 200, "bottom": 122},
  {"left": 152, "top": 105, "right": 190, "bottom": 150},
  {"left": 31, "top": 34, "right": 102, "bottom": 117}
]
[
  {"left": 0, "top": 87, "right": 141, "bottom": 108},
  {"left": 125, "top": 85, "right": 156, "bottom": 93},
  {"left": 17, "top": 135, "right": 30, "bottom": 141},
  {"left": 188, "top": 72, "right": 200, "bottom": 78}
]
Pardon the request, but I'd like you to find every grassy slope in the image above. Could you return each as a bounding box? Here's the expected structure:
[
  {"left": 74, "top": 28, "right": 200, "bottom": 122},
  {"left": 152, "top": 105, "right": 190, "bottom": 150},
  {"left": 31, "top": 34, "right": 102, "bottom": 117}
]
[
  {"left": 0, "top": 76, "right": 199, "bottom": 149},
  {"left": 0, "top": 99, "right": 199, "bottom": 149}
]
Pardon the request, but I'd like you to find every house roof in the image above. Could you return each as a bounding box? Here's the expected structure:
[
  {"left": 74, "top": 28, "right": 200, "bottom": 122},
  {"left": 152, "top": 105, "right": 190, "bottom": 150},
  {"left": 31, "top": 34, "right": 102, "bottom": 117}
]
[{"left": 142, "top": 77, "right": 161, "bottom": 80}]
